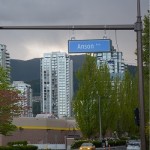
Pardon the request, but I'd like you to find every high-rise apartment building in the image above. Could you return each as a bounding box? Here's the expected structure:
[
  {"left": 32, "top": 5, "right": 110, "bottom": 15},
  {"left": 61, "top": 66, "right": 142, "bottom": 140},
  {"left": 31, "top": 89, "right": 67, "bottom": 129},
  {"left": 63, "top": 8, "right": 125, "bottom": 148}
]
[
  {"left": 96, "top": 46, "right": 125, "bottom": 79},
  {"left": 0, "top": 44, "right": 10, "bottom": 79},
  {"left": 41, "top": 52, "right": 73, "bottom": 118},
  {"left": 12, "top": 81, "right": 33, "bottom": 117}
]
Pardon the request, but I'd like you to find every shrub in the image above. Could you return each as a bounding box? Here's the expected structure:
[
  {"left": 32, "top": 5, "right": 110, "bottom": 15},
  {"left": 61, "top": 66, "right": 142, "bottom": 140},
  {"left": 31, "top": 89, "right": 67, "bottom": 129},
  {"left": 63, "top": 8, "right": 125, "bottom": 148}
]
[
  {"left": 120, "top": 137, "right": 130, "bottom": 141},
  {"left": 7, "top": 141, "right": 27, "bottom": 146},
  {"left": 108, "top": 139, "right": 126, "bottom": 146},
  {"left": 108, "top": 140, "right": 115, "bottom": 146},
  {"left": 71, "top": 140, "right": 102, "bottom": 149},
  {"left": 71, "top": 140, "right": 86, "bottom": 149},
  {"left": 130, "top": 135, "right": 139, "bottom": 140},
  {"left": 0, "top": 145, "right": 38, "bottom": 150},
  {"left": 0, "top": 146, "right": 13, "bottom": 150},
  {"left": 71, "top": 139, "right": 126, "bottom": 149},
  {"left": 12, "top": 145, "right": 38, "bottom": 150},
  {"left": 92, "top": 140, "right": 102, "bottom": 147}
]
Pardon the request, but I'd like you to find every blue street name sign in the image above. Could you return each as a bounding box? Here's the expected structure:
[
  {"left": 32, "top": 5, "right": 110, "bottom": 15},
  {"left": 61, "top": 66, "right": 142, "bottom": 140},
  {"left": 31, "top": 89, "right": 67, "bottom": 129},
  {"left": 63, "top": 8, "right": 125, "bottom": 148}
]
[{"left": 68, "top": 39, "right": 112, "bottom": 53}]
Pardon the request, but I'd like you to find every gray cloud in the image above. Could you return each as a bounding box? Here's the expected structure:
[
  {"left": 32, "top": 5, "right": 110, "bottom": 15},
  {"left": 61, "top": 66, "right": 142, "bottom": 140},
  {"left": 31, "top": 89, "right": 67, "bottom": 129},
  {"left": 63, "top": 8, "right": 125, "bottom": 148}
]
[{"left": 0, "top": 0, "right": 148, "bottom": 65}]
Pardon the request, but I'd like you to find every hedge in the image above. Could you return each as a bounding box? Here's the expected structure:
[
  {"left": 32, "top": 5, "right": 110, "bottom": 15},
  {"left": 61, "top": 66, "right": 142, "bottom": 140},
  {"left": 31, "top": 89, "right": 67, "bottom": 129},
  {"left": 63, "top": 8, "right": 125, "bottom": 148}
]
[
  {"left": 0, "top": 147, "right": 12, "bottom": 150},
  {"left": 7, "top": 141, "right": 28, "bottom": 146},
  {"left": 71, "top": 140, "right": 87, "bottom": 149},
  {"left": 71, "top": 139, "right": 126, "bottom": 149},
  {"left": 108, "top": 139, "right": 126, "bottom": 146},
  {"left": 0, "top": 145, "right": 38, "bottom": 150}
]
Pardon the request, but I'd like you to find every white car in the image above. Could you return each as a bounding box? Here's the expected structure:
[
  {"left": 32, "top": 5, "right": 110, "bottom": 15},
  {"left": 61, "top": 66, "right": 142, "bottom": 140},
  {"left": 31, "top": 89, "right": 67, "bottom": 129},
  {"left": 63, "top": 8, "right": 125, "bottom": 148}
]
[{"left": 127, "top": 140, "right": 141, "bottom": 150}]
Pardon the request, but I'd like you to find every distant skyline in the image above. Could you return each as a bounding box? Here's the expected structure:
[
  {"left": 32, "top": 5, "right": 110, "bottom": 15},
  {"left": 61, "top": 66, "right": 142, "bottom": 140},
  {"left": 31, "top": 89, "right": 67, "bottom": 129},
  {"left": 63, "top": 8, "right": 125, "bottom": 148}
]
[{"left": 0, "top": 0, "right": 148, "bottom": 65}]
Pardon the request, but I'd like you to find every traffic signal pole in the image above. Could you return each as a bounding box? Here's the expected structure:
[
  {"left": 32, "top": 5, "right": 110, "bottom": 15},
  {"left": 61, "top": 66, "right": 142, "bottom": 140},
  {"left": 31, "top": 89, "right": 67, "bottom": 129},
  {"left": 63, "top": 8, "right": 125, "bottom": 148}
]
[
  {"left": 135, "top": 0, "right": 146, "bottom": 149},
  {"left": 0, "top": 0, "right": 146, "bottom": 149}
]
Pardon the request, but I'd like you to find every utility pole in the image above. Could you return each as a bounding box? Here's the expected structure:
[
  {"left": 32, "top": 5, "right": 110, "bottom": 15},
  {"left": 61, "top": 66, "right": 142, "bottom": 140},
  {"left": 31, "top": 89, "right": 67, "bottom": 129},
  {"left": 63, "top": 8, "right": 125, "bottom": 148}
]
[{"left": 134, "top": 0, "right": 146, "bottom": 149}]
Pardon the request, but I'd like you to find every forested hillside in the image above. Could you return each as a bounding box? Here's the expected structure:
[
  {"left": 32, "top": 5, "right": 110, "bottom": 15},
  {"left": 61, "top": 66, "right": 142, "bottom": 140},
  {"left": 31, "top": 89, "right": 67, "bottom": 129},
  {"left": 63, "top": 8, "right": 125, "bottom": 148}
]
[
  {"left": 10, "top": 55, "right": 85, "bottom": 96},
  {"left": 10, "top": 55, "right": 136, "bottom": 96}
]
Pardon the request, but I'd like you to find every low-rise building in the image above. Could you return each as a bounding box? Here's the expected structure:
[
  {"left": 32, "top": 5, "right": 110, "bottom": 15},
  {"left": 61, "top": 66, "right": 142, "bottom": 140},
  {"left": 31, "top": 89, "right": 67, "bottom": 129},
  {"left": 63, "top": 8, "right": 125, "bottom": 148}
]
[{"left": 0, "top": 117, "right": 81, "bottom": 147}]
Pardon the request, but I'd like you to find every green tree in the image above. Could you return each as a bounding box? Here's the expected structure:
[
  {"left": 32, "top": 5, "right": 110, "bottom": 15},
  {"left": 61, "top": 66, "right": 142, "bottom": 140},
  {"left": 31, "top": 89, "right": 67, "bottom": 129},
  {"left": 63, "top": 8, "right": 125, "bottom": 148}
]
[
  {"left": 142, "top": 12, "right": 149, "bottom": 78},
  {"left": 73, "top": 55, "right": 112, "bottom": 138},
  {"left": 73, "top": 55, "right": 99, "bottom": 139},
  {"left": 142, "top": 12, "right": 149, "bottom": 121},
  {"left": 73, "top": 49, "right": 148, "bottom": 139},
  {"left": 96, "top": 64, "right": 112, "bottom": 137},
  {"left": 0, "top": 67, "right": 22, "bottom": 135},
  {"left": 107, "top": 76, "right": 122, "bottom": 134},
  {"left": 114, "top": 71, "right": 139, "bottom": 136},
  {"left": 142, "top": 12, "right": 150, "bottom": 147}
]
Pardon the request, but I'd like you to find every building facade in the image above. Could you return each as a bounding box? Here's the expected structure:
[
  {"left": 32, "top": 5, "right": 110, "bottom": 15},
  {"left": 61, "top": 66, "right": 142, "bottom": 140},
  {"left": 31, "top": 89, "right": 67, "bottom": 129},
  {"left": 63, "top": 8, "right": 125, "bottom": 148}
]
[
  {"left": 0, "top": 44, "right": 10, "bottom": 69},
  {"left": 0, "top": 44, "right": 10, "bottom": 79},
  {"left": 41, "top": 52, "right": 73, "bottom": 118},
  {"left": 96, "top": 46, "right": 125, "bottom": 79},
  {"left": 12, "top": 81, "right": 33, "bottom": 117}
]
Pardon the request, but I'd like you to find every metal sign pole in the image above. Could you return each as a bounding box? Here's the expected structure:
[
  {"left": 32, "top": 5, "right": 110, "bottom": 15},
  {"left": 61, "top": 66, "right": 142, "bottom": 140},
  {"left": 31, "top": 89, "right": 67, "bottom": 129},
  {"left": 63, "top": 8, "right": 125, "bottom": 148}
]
[
  {"left": 0, "top": 25, "right": 134, "bottom": 30},
  {"left": 135, "top": 0, "right": 146, "bottom": 149}
]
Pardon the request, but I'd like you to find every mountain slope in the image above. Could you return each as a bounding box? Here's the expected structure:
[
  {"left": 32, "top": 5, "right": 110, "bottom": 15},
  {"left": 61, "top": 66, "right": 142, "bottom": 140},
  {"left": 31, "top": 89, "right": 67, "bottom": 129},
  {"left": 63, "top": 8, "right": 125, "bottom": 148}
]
[
  {"left": 10, "top": 55, "right": 136, "bottom": 96},
  {"left": 10, "top": 55, "right": 85, "bottom": 96},
  {"left": 10, "top": 58, "right": 40, "bottom": 81}
]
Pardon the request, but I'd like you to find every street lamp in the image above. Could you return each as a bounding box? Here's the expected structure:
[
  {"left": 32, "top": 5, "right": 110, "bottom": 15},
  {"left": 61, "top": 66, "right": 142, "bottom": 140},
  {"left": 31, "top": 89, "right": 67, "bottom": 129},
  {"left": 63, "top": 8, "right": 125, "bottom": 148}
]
[{"left": 98, "top": 95, "right": 102, "bottom": 141}]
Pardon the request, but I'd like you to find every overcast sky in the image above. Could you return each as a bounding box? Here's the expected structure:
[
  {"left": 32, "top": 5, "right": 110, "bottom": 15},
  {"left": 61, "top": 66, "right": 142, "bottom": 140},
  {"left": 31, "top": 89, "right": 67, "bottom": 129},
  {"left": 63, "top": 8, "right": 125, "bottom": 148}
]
[{"left": 0, "top": 0, "right": 148, "bottom": 65}]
